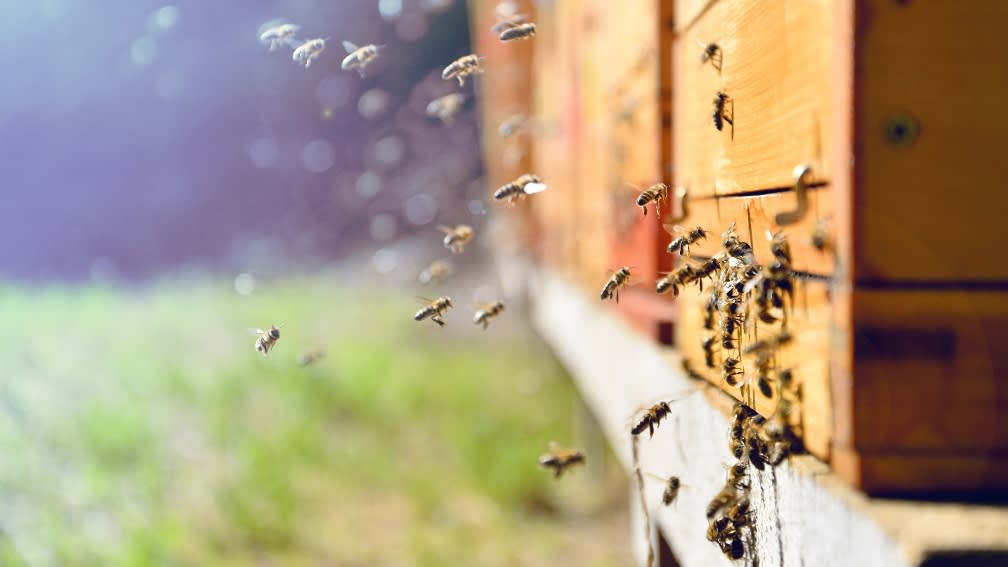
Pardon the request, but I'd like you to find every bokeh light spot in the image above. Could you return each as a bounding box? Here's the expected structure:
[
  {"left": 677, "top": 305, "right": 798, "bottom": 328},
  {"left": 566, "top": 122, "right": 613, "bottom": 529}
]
[
  {"left": 373, "top": 135, "right": 405, "bottom": 167},
  {"left": 130, "top": 37, "right": 157, "bottom": 68},
  {"left": 370, "top": 214, "right": 397, "bottom": 241},
  {"left": 315, "top": 75, "right": 352, "bottom": 109},
  {"left": 302, "top": 139, "right": 335, "bottom": 173},
  {"left": 404, "top": 193, "right": 437, "bottom": 225},
  {"left": 358, "top": 88, "right": 390, "bottom": 119},
  {"left": 234, "top": 273, "right": 256, "bottom": 295},
  {"left": 248, "top": 138, "right": 279, "bottom": 168},
  {"left": 356, "top": 171, "right": 383, "bottom": 198},
  {"left": 372, "top": 248, "right": 398, "bottom": 274}
]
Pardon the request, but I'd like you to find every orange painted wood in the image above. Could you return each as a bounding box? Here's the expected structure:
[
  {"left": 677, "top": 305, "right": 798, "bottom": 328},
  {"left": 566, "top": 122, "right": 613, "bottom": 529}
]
[
  {"left": 673, "top": 0, "right": 832, "bottom": 197},
  {"left": 854, "top": 0, "right": 1008, "bottom": 282}
]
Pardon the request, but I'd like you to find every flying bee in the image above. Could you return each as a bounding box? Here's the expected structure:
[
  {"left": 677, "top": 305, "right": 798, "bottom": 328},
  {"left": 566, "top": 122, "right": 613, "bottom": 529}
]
[
  {"left": 499, "top": 22, "right": 536, "bottom": 41},
  {"left": 768, "top": 230, "right": 793, "bottom": 266},
  {"left": 666, "top": 225, "right": 709, "bottom": 256},
  {"left": 340, "top": 41, "right": 384, "bottom": 76},
  {"left": 702, "top": 335, "right": 717, "bottom": 368},
  {"left": 655, "top": 265, "right": 697, "bottom": 296},
  {"left": 439, "top": 224, "right": 474, "bottom": 254},
  {"left": 743, "top": 331, "right": 794, "bottom": 357},
  {"left": 631, "top": 401, "right": 673, "bottom": 438},
  {"left": 723, "top": 357, "right": 742, "bottom": 386},
  {"left": 472, "top": 301, "right": 505, "bottom": 330},
  {"left": 634, "top": 182, "right": 669, "bottom": 217},
  {"left": 491, "top": 13, "right": 527, "bottom": 34},
  {"left": 811, "top": 218, "right": 831, "bottom": 251},
  {"left": 259, "top": 23, "right": 300, "bottom": 51},
  {"left": 646, "top": 473, "right": 683, "bottom": 506},
  {"left": 419, "top": 258, "right": 453, "bottom": 285},
  {"left": 292, "top": 38, "right": 327, "bottom": 68},
  {"left": 712, "top": 91, "right": 733, "bottom": 131},
  {"left": 538, "top": 443, "right": 586, "bottom": 478},
  {"left": 250, "top": 324, "right": 282, "bottom": 356},
  {"left": 425, "top": 93, "right": 467, "bottom": 125},
  {"left": 600, "top": 266, "right": 632, "bottom": 303},
  {"left": 493, "top": 173, "right": 547, "bottom": 204},
  {"left": 414, "top": 296, "right": 453, "bottom": 327},
  {"left": 442, "top": 54, "right": 485, "bottom": 86},
  {"left": 296, "top": 349, "right": 325, "bottom": 367},
  {"left": 498, "top": 113, "right": 528, "bottom": 136},
  {"left": 692, "top": 255, "right": 723, "bottom": 291}
]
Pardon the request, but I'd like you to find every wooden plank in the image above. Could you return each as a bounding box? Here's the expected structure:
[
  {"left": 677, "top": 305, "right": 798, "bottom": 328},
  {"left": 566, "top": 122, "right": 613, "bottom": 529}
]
[
  {"left": 674, "top": 0, "right": 718, "bottom": 32},
  {"left": 673, "top": 0, "right": 832, "bottom": 197},
  {"left": 849, "top": 290, "right": 1008, "bottom": 453},
  {"left": 855, "top": 0, "right": 1008, "bottom": 282}
]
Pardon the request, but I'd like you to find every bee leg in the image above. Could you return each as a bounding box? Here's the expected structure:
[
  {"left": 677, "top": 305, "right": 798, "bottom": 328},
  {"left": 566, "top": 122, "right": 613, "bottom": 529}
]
[
  {"left": 641, "top": 205, "right": 648, "bottom": 217},
  {"left": 457, "top": 76, "right": 464, "bottom": 87}
]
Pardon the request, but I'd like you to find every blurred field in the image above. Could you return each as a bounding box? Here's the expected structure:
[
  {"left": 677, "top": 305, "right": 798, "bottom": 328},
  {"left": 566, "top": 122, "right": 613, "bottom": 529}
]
[{"left": 0, "top": 275, "right": 631, "bottom": 566}]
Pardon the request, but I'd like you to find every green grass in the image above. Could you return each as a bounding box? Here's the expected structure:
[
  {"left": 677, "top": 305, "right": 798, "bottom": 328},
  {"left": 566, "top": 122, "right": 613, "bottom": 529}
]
[{"left": 0, "top": 275, "right": 629, "bottom": 566}]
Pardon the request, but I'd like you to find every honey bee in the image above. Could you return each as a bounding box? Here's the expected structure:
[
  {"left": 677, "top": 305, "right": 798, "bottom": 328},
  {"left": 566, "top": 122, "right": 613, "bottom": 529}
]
[
  {"left": 697, "top": 40, "right": 722, "bottom": 71},
  {"left": 472, "top": 301, "right": 505, "bottom": 329},
  {"left": 811, "top": 218, "right": 830, "bottom": 251},
  {"left": 703, "top": 290, "right": 719, "bottom": 330},
  {"left": 727, "top": 497, "right": 751, "bottom": 526},
  {"left": 743, "top": 331, "right": 793, "bottom": 356},
  {"left": 414, "top": 296, "right": 453, "bottom": 327},
  {"left": 725, "top": 461, "right": 748, "bottom": 489},
  {"left": 655, "top": 265, "right": 697, "bottom": 296},
  {"left": 425, "top": 93, "right": 467, "bottom": 125},
  {"left": 754, "top": 351, "right": 774, "bottom": 398},
  {"left": 666, "top": 225, "right": 709, "bottom": 256},
  {"left": 706, "top": 485, "right": 739, "bottom": 519},
  {"left": 723, "top": 357, "right": 742, "bottom": 386},
  {"left": 296, "top": 349, "right": 325, "bottom": 367},
  {"left": 631, "top": 401, "right": 672, "bottom": 438},
  {"left": 600, "top": 266, "right": 632, "bottom": 303},
  {"left": 729, "top": 437, "right": 746, "bottom": 460},
  {"left": 493, "top": 173, "right": 547, "bottom": 203},
  {"left": 340, "top": 41, "right": 383, "bottom": 76},
  {"left": 692, "top": 255, "right": 723, "bottom": 291},
  {"left": 442, "top": 54, "right": 485, "bottom": 86},
  {"left": 250, "top": 325, "right": 282, "bottom": 356},
  {"left": 259, "top": 23, "right": 300, "bottom": 51},
  {"left": 706, "top": 516, "right": 730, "bottom": 542},
  {"left": 491, "top": 14, "right": 527, "bottom": 35},
  {"left": 418, "top": 258, "right": 453, "bottom": 285},
  {"left": 712, "top": 91, "right": 733, "bottom": 131},
  {"left": 635, "top": 182, "right": 669, "bottom": 217},
  {"left": 768, "top": 230, "right": 793, "bottom": 267},
  {"left": 646, "top": 473, "right": 683, "bottom": 506},
  {"left": 498, "top": 113, "right": 528, "bottom": 137},
  {"left": 725, "top": 535, "right": 745, "bottom": 560},
  {"left": 292, "top": 38, "right": 327, "bottom": 68},
  {"left": 538, "top": 443, "right": 586, "bottom": 478},
  {"left": 499, "top": 22, "right": 536, "bottom": 41},
  {"left": 439, "top": 224, "right": 474, "bottom": 254},
  {"left": 702, "top": 335, "right": 717, "bottom": 368}
]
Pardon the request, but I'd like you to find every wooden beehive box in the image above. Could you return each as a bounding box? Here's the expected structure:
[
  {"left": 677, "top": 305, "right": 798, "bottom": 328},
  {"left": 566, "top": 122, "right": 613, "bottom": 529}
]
[{"left": 475, "top": 0, "right": 1008, "bottom": 496}]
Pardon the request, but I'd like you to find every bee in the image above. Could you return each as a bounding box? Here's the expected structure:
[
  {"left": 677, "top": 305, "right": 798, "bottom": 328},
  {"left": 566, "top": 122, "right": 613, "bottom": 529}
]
[
  {"left": 699, "top": 41, "right": 722, "bottom": 71},
  {"left": 340, "top": 41, "right": 384, "bottom": 76},
  {"left": 296, "top": 349, "right": 325, "bottom": 367},
  {"left": 692, "top": 255, "right": 723, "bottom": 291},
  {"left": 473, "top": 301, "right": 505, "bottom": 330},
  {"left": 723, "top": 357, "right": 742, "bottom": 386},
  {"left": 418, "top": 258, "right": 453, "bottom": 285},
  {"left": 250, "top": 325, "right": 282, "bottom": 356},
  {"left": 778, "top": 368, "right": 801, "bottom": 400},
  {"left": 729, "top": 437, "right": 746, "bottom": 460},
  {"left": 499, "top": 22, "right": 536, "bottom": 41},
  {"left": 706, "top": 485, "right": 739, "bottom": 519},
  {"left": 493, "top": 173, "right": 547, "bottom": 203},
  {"left": 725, "top": 461, "right": 748, "bottom": 489},
  {"left": 635, "top": 182, "right": 669, "bottom": 217},
  {"left": 292, "top": 38, "right": 327, "bottom": 68},
  {"left": 646, "top": 473, "right": 683, "bottom": 506},
  {"left": 666, "top": 225, "right": 709, "bottom": 256},
  {"left": 754, "top": 351, "right": 774, "bottom": 398},
  {"left": 727, "top": 497, "right": 751, "bottom": 526},
  {"left": 442, "top": 54, "right": 485, "bottom": 86},
  {"left": 259, "top": 23, "right": 300, "bottom": 51},
  {"left": 768, "top": 230, "right": 793, "bottom": 266},
  {"left": 712, "top": 91, "right": 733, "bottom": 131},
  {"left": 414, "top": 296, "right": 454, "bottom": 327},
  {"left": 439, "top": 224, "right": 474, "bottom": 254},
  {"left": 498, "top": 113, "right": 528, "bottom": 137},
  {"left": 655, "top": 265, "right": 697, "bottom": 296},
  {"left": 702, "top": 335, "right": 717, "bottom": 368},
  {"left": 600, "top": 266, "right": 632, "bottom": 303},
  {"left": 538, "top": 443, "right": 586, "bottom": 478},
  {"left": 725, "top": 535, "right": 745, "bottom": 560},
  {"left": 425, "top": 93, "right": 467, "bottom": 125},
  {"left": 631, "top": 401, "right": 672, "bottom": 438},
  {"left": 811, "top": 218, "right": 830, "bottom": 251},
  {"left": 703, "top": 290, "right": 719, "bottom": 330},
  {"left": 706, "top": 516, "right": 730, "bottom": 541},
  {"left": 743, "top": 331, "right": 793, "bottom": 356},
  {"left": 491, "top": 13, "right": 527, "bottom": 35}
]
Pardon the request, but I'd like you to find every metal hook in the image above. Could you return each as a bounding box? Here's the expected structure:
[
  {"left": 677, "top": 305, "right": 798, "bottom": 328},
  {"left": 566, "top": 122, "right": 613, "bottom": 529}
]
[
  {"left": 664, "top": 186, "right": 689, "bottom": 224},
  {"left": 775, "top": 165, "right": 812, "bottom": 226}
]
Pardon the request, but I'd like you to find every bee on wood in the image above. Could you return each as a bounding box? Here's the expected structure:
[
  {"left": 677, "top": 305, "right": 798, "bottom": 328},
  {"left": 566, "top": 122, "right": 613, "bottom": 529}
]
[
  {"left": 631, "top": 401, "right": 672, "bottom": 438},
  {"left": 296, "top": 349, "right": 325, "bottom": 367},
  {"left": 472, "top": 301, "right": 505, "bottom": 330},
  {"left": 499, "top": 22, "right": 536, "bottom": 41},
  {"left": 768, "top": 230, "right": 793, "bottom": 267},
  {"left": 493, "top": 173, "right": 547, "bottom": 204},
  {"left": 491, "top": 13, "right": 527, "bottom": 35},
  {"left": 646, "top": 473, "right": 683, "bottom": 506},
  {"left": 340, "top": 41, "right": 384, "bottom": 76},
  {"left": 666, "top": 225, "right": 709, "bottom": 256},
  {"left": 707, "top": 516, "right": 730, "bottom": 542},
  {"left": 655, "top": 265, "right": 697, "bottom": 296},
  {"left": 725, "top": 535, "right": 745, "bottom": 560},
  {"left": 259, "top": 23, "right": 300, "bottom": 51},
  {"left": 498, "top": 113, "right": 528, "bottom": 137},
  {"left": 425, "top": 93, "right": 467, "bottom": 125},
  {"left": 292, "top": 38, "right": 327, "bottom": 68},
  {"left": 727, "top": 497, "right": 751, "bottom": 526},
  {"left": 723, "top": 357, "right": 742, "bottom": 386},
  {"left": 729, "top": 437, "right": 746, "bottom": 460},
  {"left": 706, "top": 485, "right": 740, "bottom": 519},
  {"left": 703, "top": 290, "right": 719, "bottom": 330},
  {"left": 712, "top": 91, "right": 733, "bottom": 131},
  {"left": 601, "top": 266, "right": 632, "bottom": 303},
  {"left": 250, "top": 325, "right": 282, "bottom": 356},
  {"left": 743, "top": 331, "right": 794, "bottom": 357},
  {"left": 418, "top": 258, "right": 453, "bottom": 285},
  {"left": 811, "top": 218, "right": 831, "bottom": 252},
  {"left": 754, "top": 351, "right": 774, "bottom": 398},
  {"left": 725, "top": 461, "right": 748, "bottom": 489},
  {"left": 439, "top": 224, "right": 474, "bottom": 254},
  {"left": 538, "top": 443, "right": 586, "bottom": 478},
  {"left": 414, "top": 296, "right": 454, "bottom": 327},
  {"left": 721, "top": 222, "right": 754, "bottom": 265},
  {"left": 778, "top": 368, "right": 802, "bottom": 401},
  {"left": 697, "top": 40, "right": 722, "bottom": 71},
  {"left": 702, "top": 335, "right": 717, "bottom": 368},
  {"left": 635, "top": 182, "right": 669, "bottom": 217},
  {"left": 442, "top": 54, "right": 485, "bottom": 86}
]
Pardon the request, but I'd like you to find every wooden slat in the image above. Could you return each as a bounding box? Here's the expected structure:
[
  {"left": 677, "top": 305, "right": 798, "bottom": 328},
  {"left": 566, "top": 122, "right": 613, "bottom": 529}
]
[
  {"left": 674, "top": 0, "right": 718, "bottom": 32},
  {"left": 849, "top": 290, "right": 1008, "bottom": 453},
  {"left": 673, "top": 0, "right": 832, "bottom": 197},
  {"left": 855, "top": 0, "right": 1008, "bottom": 282}
]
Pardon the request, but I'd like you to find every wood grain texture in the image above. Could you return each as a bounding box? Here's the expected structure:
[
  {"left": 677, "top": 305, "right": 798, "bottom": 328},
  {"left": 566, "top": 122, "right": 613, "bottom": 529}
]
[
  {"left": 674, "top": 0, "right": 718, "bottom": 32},
  {"left": 855, "top": 0, "right": 1008, "bottom": 282},
  {"left": 673, "top": 0, "right": 832, "bottom": 197}
]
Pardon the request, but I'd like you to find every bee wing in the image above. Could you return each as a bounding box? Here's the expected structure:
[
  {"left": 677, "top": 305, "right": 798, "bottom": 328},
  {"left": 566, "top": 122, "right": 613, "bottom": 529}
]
[
  {"left": 522, "top": 182, "right": 547, "bottom": 195},
  {"left": 644, "top": 471, "right": 670, "bottom": 483},
  {"left": 342, "top": 40, "right": 359, "bottom": 53},
  {"left": 414, "top": 296, "right": 436, "bottom": 304},
  {"left": 248, "top": 328, "right": 265, "bottom": 336},
  {"left": 437, "top": 225, "right": 454, "bottom": 234}
]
